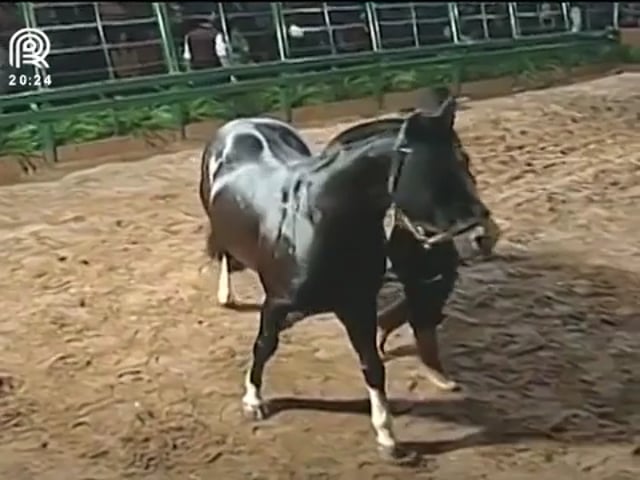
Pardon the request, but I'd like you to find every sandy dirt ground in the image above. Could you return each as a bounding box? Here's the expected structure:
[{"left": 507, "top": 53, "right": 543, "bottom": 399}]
[{"left": 0, "top": 74, "right": 639, "bottom": 480}]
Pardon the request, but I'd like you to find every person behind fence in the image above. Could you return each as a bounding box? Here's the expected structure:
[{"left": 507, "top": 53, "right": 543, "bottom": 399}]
[
  {"left": 570, "top": 4, "right": 583, "bottom": 32},
  {"left": 182, "top": 15, "right": 218, "bottom": 70},
  {"left": 539, "top": 2, "right": 557, "bottom": 30}
]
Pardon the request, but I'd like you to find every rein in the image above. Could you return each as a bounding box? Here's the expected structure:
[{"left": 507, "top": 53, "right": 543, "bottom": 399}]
[{"left": 386, "top": 146, "right": 480, "bottom": 249}]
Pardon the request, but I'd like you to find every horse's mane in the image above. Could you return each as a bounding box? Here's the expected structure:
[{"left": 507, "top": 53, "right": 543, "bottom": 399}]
[
  {"left": 321, "top": 118, "right": 405, "bottom": 157},
  {"left": 312, "top": 132, "right": 397, "bottom": 174}
]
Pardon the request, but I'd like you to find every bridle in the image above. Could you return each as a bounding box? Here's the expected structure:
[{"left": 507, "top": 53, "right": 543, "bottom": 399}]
[{"left": 386, "top": 144, "right": 482, "bottom": 249}]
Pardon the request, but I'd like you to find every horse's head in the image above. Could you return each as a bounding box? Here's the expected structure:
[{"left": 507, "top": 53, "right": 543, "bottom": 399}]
[{"left": 390, "top": 96, "right": 498, "bottom": 256}]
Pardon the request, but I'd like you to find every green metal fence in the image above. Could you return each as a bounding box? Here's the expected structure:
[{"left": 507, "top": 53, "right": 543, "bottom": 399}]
[
  {"left": 0, "top": 2, "right": 630, "bottom": 160},
  {"left": 0, "top": 2, "right": 623, "bottom": 92}
]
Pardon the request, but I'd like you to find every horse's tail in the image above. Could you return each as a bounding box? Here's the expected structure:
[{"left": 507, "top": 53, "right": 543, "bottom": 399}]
[
  {"left": 203, "top": 222, "right": 247, "bottom": 272},
  {"left": 204, "top": 223, "right": 223, "bottom": 261}
]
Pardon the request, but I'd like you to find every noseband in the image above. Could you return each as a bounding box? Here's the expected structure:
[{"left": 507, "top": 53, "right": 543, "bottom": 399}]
[{"left": 387, "top": 146, "right": 481, "bottom": 249}]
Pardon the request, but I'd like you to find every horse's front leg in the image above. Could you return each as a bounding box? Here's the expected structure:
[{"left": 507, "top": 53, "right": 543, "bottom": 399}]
[
  {"left": 242, "top": 298, "right": 290, "bottom": 420},
  {"left": 403, "top": 281, "right": 459, "bottom": 392},
  {"left": 337, "top": 301, "right": 399, "bottom": 459}
]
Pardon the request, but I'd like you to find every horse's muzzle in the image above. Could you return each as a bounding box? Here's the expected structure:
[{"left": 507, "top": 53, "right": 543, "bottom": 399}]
[{"left": 455, "top": 216, "right": 501, "bottom": 261}]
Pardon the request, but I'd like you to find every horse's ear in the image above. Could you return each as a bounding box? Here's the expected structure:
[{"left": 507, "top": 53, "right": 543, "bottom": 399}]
[
  {"left": 433, "top": 95, "right": 457, "bottom": 130},
  {"left": 418, "top": 86, "right": 453, "bottom": 114},
  {"left": 397, "top": 111, "right": 425, "bottom": 147},
  {"left": 431, "top": 86, "right": 453, "bottom": 104},
  {"left": 398, "top": 96, "right": 457, "bottom": 147}
]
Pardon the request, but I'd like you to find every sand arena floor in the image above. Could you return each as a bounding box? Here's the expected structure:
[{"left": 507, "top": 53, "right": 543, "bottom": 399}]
[{"left": 0, "top": 74, "right": 639, "bottom": 480}]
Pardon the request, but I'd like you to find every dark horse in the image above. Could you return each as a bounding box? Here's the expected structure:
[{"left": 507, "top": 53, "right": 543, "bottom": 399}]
[
  {"left": 199, "top": 98, "right": 491, "bottom": 457},
  {"left": 212, "top": 95, "right": 501, "bottom": 391}
]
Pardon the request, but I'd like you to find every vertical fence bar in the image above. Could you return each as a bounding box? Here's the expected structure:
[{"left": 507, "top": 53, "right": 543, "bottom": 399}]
[
  {"left": 20, "top": 2, "right": 45, "bottom": 84},
  {"left": 321, "top": 3, "right": 337, "bottom": 55},
  {"left": 272, "top": 3, "right": 292, "bottom": 121},
  {"left": 218, "top": 3, "right": 232, "bottom": 55},
  {"left": 92, "top": 3, "right": 116, "bottom": 80},
  {"left": 92, "top": 2, "right": 121, "bottom": 136},
  {"left": 364, "top": 3, "right": 383, "bottom": 109},
  {"left": 508, "top": 2, "right": 520, "bottom": 38},
  {"left": 21, "top": 2, "right": 56, "bottom": 163},
  {"left": 18, "top": 2, "right": 39, "bottom": 81},
  {"left": 153, "top": 2, "right": 180, "bottom": 74},
  {"left": 366, "top": 3, "right": 382, "bottom": 51},
  {"left": 20, "top": 3, "right": 38, "bottom": 58},
  {"left": 153, "top": 3, "right": 184, "bottom": 138},
  {"left": 613, "top": 2, "right": 620, "bottom": 29},
  {"left": 409, "top": 2, "right": 420, "bottom": 47},
  {"left": 17, "top": 2, "right": 29, "bottom": 28},
  {"left": 271, "top": 3, "right": 287, "bottom": 61},
  {"left": 560, "top": 2, "right": 570, "bottom": 31},
  {"left": 480, "top": 3, "right": 490, "bottom": 40},
  {"left": 447, "top": 3, "right": 460, "bottom": 44},
  {"left": 447, "top": 3, "right": 463, "bottom": 93},
  {"left": 276, "top": 3, "right": 293, "bottom": 59}
]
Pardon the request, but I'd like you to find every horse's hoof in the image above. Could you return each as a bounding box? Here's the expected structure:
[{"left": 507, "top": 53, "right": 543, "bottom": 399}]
[
  {"left": 377, "top": 443, "right": 403, "bottom": 462},
  {"left": 242, "top": 402, "right": 267, "bottom": 421},
  {"left": 218, "top": 298, "right": 237, "bottom": 308},
  {"left": 423, "top": 368, "right": 460, "bottom": 392}
]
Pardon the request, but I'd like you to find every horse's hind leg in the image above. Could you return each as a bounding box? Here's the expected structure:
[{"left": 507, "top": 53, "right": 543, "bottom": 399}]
[
  {"left": 242, "top": 297, "right": 291, "bottom": 420},
  {"left": 217, "top": 253, "right": 237, "bottom": 306},
  {"left": 337, "top": 301, "right": 398, "bottom": 459},
  {"left": 377, "top": 296, "right": 409, "bottom": 358}
]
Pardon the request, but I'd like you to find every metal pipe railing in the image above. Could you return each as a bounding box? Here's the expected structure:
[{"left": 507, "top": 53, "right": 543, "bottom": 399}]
[{"left": 11, "top": 1, "right": 625, "bottom": 86}]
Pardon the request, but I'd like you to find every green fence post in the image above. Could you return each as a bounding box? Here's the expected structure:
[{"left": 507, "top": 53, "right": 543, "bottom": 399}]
[
  {"left": 153, "top": 2, "right": 187, "bottom": 139},
  {"left": 271, "top": 4, "right": 292, "bottom": 120},
  {"left": 92, "top": 3, "right": 116, "bottom": 80},
  {"left": 454, "top": 48, "right": 467, "bottom": 97},
  {"left": 374, "top": 56, "right": 385, "bottom": 111},
  {"left": 365, "top": 3, "right": 384, "bottom": 111},
  {"left": 153, "top": 2, "right": 180, "bottom": 74},
  {"left": 21, "top": 2, "right": 57, "bottom": 163}
]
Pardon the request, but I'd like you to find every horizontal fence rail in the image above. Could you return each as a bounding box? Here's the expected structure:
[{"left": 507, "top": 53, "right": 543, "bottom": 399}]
[
  {"left": 0, "top": 30, "right": 624, "bottom": 160},
  {"left": 0, "top": 1, "right": 634, "bottom": 161},
  {"left": 0, "top": 31, "right": 616, "bottom": 114},
  {"left": 0, "top": 2, "right": 624, "bottom": 95}
]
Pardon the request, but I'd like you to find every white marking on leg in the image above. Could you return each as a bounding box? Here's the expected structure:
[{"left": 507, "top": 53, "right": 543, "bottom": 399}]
[
  {"left": 242, "top": 367, "right": 262, "bottom": 411},
  {"left": 217, "top": 254, "right": 236, "bottom": 306},
  {"left": 367, "top": 386, "right": 396, "bottom": 449}
]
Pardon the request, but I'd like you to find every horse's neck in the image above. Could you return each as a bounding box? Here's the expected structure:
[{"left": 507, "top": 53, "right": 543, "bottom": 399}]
[{"left": 311, "top": 136, "right": 395, "bottom": 212}]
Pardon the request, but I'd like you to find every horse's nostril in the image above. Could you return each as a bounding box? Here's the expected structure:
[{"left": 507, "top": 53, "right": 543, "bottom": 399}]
[{"left": 469, "top": 226, "right": 489, "bottom": 251}]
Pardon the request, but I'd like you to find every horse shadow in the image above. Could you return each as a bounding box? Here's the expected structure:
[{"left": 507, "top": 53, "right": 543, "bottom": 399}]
[
  {"left": 261, "top": 247, "right": 640, "bottom": 461},
  {"left": 224, "top": 301, "right": 262, "bottom": 312}
]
